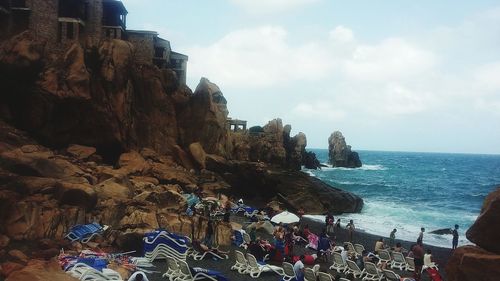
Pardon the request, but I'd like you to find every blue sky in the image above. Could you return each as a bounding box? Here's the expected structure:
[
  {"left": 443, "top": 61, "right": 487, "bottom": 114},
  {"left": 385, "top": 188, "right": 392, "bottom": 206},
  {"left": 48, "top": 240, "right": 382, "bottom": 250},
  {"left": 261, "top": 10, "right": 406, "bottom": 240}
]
[{"left": 122, "top": 0, "right": 500, "bottom": 154}]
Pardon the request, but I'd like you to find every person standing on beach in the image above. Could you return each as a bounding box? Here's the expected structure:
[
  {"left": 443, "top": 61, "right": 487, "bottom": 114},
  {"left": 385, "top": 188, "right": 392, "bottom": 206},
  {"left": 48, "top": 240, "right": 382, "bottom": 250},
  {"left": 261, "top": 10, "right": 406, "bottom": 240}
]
[
  {"left": 413, "top": 243, "right": 424, "bottom": 281},
  {"left": 389, "top": 228, "right": 397, "bottom": 248},
  {"left": 417, "top": 227, "right": 425, "bottom": 245},
  {"left": 452, "top": 224, "right": 459, "bottom": 250},
  {"left": 347, "top": 220, "right": 355, "bottom": 242}
]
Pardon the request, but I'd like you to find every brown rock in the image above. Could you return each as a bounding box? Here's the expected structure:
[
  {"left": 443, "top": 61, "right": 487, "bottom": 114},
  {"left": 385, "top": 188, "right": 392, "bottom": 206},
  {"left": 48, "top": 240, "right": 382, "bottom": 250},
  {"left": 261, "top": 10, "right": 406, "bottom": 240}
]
[
  {"left": 446, "top": 245, "right": 500, "bottom": 281},
  {"left": 215, "top": 222, "right": 233, "bottom": 246},
  {"left": 31, "top": 248, "right": 59, "bottom": 260},
  {"left": 119, "top": 208, "right": 159, "bottom": 233},
  {"left": 6, "top": 177, "right": 57, "bottom": 195},
  {"left": 8, "top": 250, "right": 28, "bottom": 263},
  {"left": 117, "top": 151, "right": 150, "bottom": 175},
  {"left": 6, "top": 259, "right": 77, "bottom": 281},
  {"left": 151, "top": 163, "right": 196, "bottom": 186},
  {"left": 108, "top": 264, "right": 130, "bottom": 280},
  {"left": 66, "top": 144, "right": 96, "bottom": 160},
  {"left": 134, "top": 190, "right": 186, "bottom": 210},
  {"left": 189, "top": 142, "right": 207, "bottom": 169},
  {"left": 172, "top": 145, "right": 196, "bottom": 170},
  {"left": 94, "top": 177, "right": 134, "bottom": 201},
  {"left": 0, "top": 235, "right": 9, "bottom": 248},
  {"left": 466, "top": 187, "right": 500, "bottom": 254},
  {"left": 56, "top": 181, "right": 97, "bottom": 209},
  {"left": 1, "top": 261, "right": 24, "bottom": 277}
]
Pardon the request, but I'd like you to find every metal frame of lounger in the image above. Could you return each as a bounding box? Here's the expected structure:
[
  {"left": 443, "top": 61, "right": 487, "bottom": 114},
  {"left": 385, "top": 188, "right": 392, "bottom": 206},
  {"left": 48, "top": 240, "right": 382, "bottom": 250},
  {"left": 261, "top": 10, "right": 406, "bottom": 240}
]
[
  {"left": 382, "top": 269, "right": 401, "bottom": 281},
  {"left": 246, "top": 253, "right": 284, "bottom": 278},
  {"left": 66, "top": 223, "right": 104, "bottom": 243},
  {"left": 354, "top": 243, "right": 365, "bottom": 257},
  {"left": 304, "top": 267, "right": 316, "bottom": 281},
  {"left": 405, "top": 257, "right": 415, "bottom": 272},
  {"left": 175, "top": 260, "right": 218, "bottom": 281},
  {"left": 377, "top": 249, "right": 392, "bottom": 267},
  {"left": 339, "top": 279, "right": 350, "bottom": 281},
  {"left": 317, "top": 272, "right": 333, "bottom": 281},
  {"left": 144, "top": 245, "right": 188, "bottom": 261},
  {"left": 243, "top": 232, "right": 251, "bottom": 244},
  {"left": 244, "top": 209, "right": 259, "bottom": 218},
  {"left": 66, "top": 263, "right": 96, "bottom": 278},
  {"left": 346, "top": 259, "right": 365, "bottom": 278},
  {"left": 391, "top": 252, "right": 406, "bottom": 271},
  {"left": 144, "top": 231, "right": 189, "bottom": 261},
  {"left": 329, "top": 252, "right": 347, "bottom": 273},
  {"left": 191, "top": 245, "right": 228, "bottom": 261},
  {"left": 362, "top": 262, "right": 383, "bottom": 281},
  {"left": 282, "top": 262, "right": 296, "bottom": 281},
  {"left": 163, "top": 256, "right": 182, "bottom": 281},
  {"left": 231, "top": 250, "right": 249, "bottom": 274}
]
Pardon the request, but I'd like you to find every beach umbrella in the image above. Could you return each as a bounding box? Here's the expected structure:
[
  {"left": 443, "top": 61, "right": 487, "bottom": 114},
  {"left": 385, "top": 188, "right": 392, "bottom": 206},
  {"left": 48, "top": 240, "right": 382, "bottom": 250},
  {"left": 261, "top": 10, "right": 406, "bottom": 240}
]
[{"left": 271, "top": 211, "right": 300, "bottom": 224}]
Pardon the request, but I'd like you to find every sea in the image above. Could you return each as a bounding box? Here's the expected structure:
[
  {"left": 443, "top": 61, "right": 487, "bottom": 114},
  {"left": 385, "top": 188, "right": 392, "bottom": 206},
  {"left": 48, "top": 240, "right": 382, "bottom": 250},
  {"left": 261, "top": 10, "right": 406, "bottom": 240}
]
[{"left": 303, "top": 149, "right": 500, "bottom": 248}]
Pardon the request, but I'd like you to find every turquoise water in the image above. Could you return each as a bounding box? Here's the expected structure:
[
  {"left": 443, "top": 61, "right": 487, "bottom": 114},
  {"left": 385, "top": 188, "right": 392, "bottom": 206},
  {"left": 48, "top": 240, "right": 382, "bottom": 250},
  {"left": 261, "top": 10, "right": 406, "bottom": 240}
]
[{"left": 304, "top": 149, "right": 500, "bottom": 248}]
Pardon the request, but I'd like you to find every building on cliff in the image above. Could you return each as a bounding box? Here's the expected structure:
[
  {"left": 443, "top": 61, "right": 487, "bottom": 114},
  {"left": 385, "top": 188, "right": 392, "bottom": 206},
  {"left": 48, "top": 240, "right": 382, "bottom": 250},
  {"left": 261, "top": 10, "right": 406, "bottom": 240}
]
[{"left": 0, "top": 0, "right": 188, "bottom": 84}]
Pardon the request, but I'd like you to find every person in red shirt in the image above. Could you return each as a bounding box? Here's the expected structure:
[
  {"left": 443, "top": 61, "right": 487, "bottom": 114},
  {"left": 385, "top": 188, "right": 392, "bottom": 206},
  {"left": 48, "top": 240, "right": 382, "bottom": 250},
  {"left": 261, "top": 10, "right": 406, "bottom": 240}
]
[{"left": 412, "top": 243, "right": 425, "bottom": 281}]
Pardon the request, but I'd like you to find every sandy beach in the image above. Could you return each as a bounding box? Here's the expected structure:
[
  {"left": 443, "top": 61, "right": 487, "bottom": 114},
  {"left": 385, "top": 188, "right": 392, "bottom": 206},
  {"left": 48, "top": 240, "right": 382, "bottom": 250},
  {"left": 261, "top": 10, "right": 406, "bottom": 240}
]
[{"left": 146, "top": 214, "right": 452, "bottom": 281}]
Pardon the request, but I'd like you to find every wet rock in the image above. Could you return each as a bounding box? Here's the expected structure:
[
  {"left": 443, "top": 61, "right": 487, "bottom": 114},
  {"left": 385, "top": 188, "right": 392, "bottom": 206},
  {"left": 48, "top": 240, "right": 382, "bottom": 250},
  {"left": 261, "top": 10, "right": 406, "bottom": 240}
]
[
  {"left": 466, "top": 187, "right": 500, "bottom": 254},
  {"left": 328, "top": 131, "right": 362, "bottom": 168}
]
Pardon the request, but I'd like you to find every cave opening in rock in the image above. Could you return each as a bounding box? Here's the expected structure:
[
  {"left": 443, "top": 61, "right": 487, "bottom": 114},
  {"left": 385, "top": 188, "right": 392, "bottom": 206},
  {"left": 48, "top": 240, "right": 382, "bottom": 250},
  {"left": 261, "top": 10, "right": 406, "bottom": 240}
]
[{"left": 96, "top": 142, "right": 125, "bottom": 165}]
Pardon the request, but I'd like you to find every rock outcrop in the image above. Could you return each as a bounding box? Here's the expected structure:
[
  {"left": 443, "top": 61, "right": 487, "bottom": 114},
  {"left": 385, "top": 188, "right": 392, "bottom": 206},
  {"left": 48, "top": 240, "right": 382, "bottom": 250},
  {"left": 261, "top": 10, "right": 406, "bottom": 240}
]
[
  {"left": 446, "top": 187, "right": 500, "bottom": 280},
  {"left": 328, "top": 131, "right": 362, "bottom": 168}
]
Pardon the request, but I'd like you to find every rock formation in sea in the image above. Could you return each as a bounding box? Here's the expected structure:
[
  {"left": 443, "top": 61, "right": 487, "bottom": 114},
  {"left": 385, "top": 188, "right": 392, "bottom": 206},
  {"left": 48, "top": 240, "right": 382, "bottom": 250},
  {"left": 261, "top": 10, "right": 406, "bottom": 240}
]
[
  {"left": 445, "top": 187, "right": 500, "bottom": 281},
  {"left": 0, "top": 31, "right": 363, "bottom": 277},
  {"left": 328, "top": 131, "right": 362, "bottom": 168}
]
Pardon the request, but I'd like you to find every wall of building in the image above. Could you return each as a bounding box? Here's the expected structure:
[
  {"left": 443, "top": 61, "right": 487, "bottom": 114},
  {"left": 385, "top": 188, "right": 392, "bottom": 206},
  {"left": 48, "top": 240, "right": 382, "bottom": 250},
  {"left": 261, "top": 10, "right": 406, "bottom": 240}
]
[
  {"left": 84, "top": 0, "right": 103, "bottom": 47},
  {"left": 28, "top": 0, "right": 59, "bottom": 46},
  {"left": 128, "top": 33, "right": 155, "bottom": 65}
]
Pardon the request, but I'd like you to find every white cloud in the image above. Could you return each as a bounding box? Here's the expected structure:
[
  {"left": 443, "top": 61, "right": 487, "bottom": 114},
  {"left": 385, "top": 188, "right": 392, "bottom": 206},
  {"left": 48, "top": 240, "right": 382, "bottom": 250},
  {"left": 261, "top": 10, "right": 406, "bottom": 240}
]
[
  {"left": 229, "top": 0, "right": 321, "bottom": 15},
  {"left": 292, "top": 101, "right": 346, "bottom": 121},
  {"left": 474, "top": 62, "right": 500, "bottom": 92},
  {"left": 329, "top": 26, "right": 354, "bottom": 44}
]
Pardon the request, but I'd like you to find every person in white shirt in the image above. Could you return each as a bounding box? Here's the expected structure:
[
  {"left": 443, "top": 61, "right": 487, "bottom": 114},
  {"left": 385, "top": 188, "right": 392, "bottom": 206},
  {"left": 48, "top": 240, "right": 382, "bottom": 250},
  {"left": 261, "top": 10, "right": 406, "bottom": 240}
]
[
  {"left": 340, "top": 243, "right": 349, "bottom": 263},
  {"left": 423, "top": 249, "right": 437, "bottom": 268}
]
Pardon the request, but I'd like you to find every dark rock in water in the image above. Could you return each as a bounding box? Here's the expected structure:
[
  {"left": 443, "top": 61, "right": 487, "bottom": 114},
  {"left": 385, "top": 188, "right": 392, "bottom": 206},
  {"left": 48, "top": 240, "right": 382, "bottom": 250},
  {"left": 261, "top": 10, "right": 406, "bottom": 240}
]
[
  {"left": 302, "top": 150, "right": 322, "bottom": 170},
  {"left": 429, "top": 228, "right": 453, "bottom": 235},
  {"left": 206, "top": 156, "right": 364, "bottom": 214},
  {"left": 328, "top": 131, "right": 362, "bottom": 168}
]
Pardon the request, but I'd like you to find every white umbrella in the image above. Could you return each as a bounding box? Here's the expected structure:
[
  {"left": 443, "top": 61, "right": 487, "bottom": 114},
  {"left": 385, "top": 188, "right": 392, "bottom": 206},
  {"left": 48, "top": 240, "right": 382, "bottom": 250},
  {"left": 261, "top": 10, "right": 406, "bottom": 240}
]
[{"left": 271, "top": 211, "right": 300, "bottom": 224}]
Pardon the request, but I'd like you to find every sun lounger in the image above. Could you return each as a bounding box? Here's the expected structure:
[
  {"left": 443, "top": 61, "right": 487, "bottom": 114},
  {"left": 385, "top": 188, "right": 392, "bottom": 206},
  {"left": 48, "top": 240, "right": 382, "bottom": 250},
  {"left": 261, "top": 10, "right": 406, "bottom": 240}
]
[
  {"left": 382, "top": 269, "right": 401, "bottom": 281},
  {"left": 390, "top": 252, "right": 406, "bottom": 271},
  {"left": 175, "top": 259, "right": 227, "bottom": 281},
  {"left": 163, "top": 256, "right": 182, "bottom": 281},
  {"left": 79, "top": 267, "right": 123, "bottom": 281},
  {"left": 190, "top": 241, "right": 228, "bottom": 261},
  {"left": 246, "top": 253, "right": 284, "bottom": 278},
  {"left": 405, "top": 256, "right": 415, "bottom": 272},
  {"left": 376, "top": 250, "right": 391, "bottom": 267},
  {"left": 143, "top": 230, "right": 189, "bottom": 261},
  {"left": 304, "top": 267, "right": 316, "bottom": 281},
  {"left": 345, "top": 259, "right": 365, "bottom": 278},
  {"left": 339, "top": 279, "right": 350, "bottom": 281},
  {"left": 231, "top": 250, "right": 250, "bottom": 274},
  {"left": 362, "top": 262, "right": 383, "bottom": 281},
  {"left": 345, "top": 242, "right": 358, "bottom": 257},
  {"left": 329, "top": 252, "right": 347, "bottom": 273},
  {"left": 65, "top": 223, "right": 104, "bottom": 244},
  {"left": 281, "top": 262, "right": 296, "bottom": 281},
  {"left": 127, "top": 271, "right": 149, "bottom": 281},
  {"left": 317, "top": 272, "right": 333, "bottom": 281},
  {"left": 354, "top": 244, "right": 365, "bottom": 257}
]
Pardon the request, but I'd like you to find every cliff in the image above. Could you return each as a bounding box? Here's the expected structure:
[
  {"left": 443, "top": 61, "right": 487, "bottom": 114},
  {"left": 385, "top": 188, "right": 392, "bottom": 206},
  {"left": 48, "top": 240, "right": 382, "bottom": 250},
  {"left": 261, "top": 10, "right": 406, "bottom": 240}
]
[{"left": 0, "top": 31, "right": 363, "bottom": 276}]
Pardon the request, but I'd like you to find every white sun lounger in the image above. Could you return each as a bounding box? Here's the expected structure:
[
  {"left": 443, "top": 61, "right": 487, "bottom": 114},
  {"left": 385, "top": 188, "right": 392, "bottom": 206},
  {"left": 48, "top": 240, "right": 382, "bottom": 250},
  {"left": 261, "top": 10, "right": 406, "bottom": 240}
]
[
  {"left": 346, "top": 259, "right": 365, "bottom": 278},
  {"left": 282, "top": 262, "right": 296, "bottom": 281},
  {"left": 246, "top": 253, "right": 284, "bottom": 278},
  {"left": 354, "top": 243, "right": 366, "bottom": 257},
  {"left": 231, "top": 250, "right": 249, "bottom": 274},
  {"left": 318, "top": 272, "right": 334, "bottom": 281},
  {"left": 127, "top": 272, "right": 149, "bottom": 281},
  {"left": 405, "top": 256, "right": 415, "bottom": 272},
  {"left": 362, "top": 262, "right": 383, "bottom": 281},
  {"left": 175, "top": 260, "right": 218, "bottom": 281},
  {"left": 329, "top": 252, "right": 347, "bottom": 273},
  {"left": 163, "top": 256, "right": 182, "bottom": 281},
  {"left": 382, "top": 269, "right": 401, "bottom": 281},
  {"left": 79, "top": 268, "right": 123, "bottom": 280},
  {"left": 391, "top": 252, "right": 406, "bottom": 271},
  {"left": 377, "top": 249, "right": 392, "bottom": 267},
  {"left": 304, "top": 267, "right": 316, "bottom": 281}
]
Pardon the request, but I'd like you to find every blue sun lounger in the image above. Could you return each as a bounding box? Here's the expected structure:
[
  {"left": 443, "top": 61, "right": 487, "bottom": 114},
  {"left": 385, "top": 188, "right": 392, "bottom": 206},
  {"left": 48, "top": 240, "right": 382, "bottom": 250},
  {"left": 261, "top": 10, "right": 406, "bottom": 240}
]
[{"left": 65, "top": 223, "right": 104, "bottom": 244}]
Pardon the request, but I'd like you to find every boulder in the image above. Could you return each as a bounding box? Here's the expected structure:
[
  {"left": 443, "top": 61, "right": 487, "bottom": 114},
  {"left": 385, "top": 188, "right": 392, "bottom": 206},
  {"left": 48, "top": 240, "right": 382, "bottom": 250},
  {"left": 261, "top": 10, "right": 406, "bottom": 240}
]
[
  {"left": 151, "top": 163, "right": 196, "bottom": 186},
  {"left": 466, "top": 187, "right": 500, "bottom": 254},
  {"left": 134, "top": 190, "right": 186, "bottom": 211},
  {"left": 94, "top": 177, "right": 134, "bottom": 201},
  {"left": 446, "top": 245, "right": 500, "bottom": 281},
  {"left": 66, "top": 145, "right": 96, "bottom": 160},
  {"left": 189, "top": 142, "right": 207, "bottom": 169},
  {"left": 328, "top": 131, "right": 362, "bottom": 168},
  {"left": 0, "top": 235, "right": 9, "bottom": 248},
  {"left": 7, "top": 250, "right": 28, "bottom": 263},
  {"left": 215, "top": 222, "right": 233, "bottom": 246},
  {"left": 1, "top": 261, "right": 24, "bottom": 278},
  {"left": 117, "top": 151, "right": 150, "bottom": 175},
  {"left": 119, "top": 208, "right": 159, "bottom": 233},
  {"left": 56, "top": 181, "right": 97, "bottom": 210},
  {"left": 5, "top": 259, "right": 77, "bottom": 281},
  {"left": 6, "top": 177, "right": 57, "bottom": 195},
  {"left": 172, "top": 145, "right": 196, "bottom": 171}
]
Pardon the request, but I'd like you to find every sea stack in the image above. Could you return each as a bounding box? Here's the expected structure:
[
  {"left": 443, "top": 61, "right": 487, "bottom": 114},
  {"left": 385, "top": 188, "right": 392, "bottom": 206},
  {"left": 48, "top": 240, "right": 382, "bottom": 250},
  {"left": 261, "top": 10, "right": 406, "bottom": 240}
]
[{"left": 328, "top": 131, "right": 362, "bottom": 168}]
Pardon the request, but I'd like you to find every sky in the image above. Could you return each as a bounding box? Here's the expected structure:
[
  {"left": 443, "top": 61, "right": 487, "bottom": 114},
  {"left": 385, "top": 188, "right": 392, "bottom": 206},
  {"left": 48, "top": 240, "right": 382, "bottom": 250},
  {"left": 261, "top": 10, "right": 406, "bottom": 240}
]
[{"left": 121, "top": 0, "right": 500, "bottom": 154}]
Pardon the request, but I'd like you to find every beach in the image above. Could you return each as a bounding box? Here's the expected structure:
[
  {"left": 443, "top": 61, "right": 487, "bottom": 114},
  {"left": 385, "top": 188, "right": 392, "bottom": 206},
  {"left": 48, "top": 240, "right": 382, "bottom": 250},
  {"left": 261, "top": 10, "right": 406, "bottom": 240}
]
[{"left": 147, "top": 214, "right": 452, "bottom": 281}]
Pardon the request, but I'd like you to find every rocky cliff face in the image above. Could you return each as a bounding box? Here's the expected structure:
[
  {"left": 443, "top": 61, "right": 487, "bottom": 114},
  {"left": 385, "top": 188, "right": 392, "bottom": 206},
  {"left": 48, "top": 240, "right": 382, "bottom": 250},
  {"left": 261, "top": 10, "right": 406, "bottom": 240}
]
[
  {"left": 446, "top": 187, "right": 500, "bottom": 281},
  {"left": 0, "top": 31, "right": 364, "bottom": 277},
  {"left": 328, "top": 131, "right": 362, "bottom": 168}
]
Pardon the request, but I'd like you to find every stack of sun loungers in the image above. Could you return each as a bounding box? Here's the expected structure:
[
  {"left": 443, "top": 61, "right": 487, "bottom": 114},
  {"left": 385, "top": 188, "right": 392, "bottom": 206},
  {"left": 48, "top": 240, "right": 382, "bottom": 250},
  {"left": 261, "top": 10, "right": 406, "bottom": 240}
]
[
  {"left": 65, "top": 222, "right": 106, "bottom": 244},
  {"left": 143, "top": 230, "right": 189, "bottom": 261}
]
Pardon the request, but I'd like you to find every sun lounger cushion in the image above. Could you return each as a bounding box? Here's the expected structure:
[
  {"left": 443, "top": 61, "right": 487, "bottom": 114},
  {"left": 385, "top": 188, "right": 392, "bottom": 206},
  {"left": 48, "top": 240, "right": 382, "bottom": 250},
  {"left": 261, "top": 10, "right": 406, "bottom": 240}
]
[{"left": 192, "top": 267, "right": 229, "bottom": 281}]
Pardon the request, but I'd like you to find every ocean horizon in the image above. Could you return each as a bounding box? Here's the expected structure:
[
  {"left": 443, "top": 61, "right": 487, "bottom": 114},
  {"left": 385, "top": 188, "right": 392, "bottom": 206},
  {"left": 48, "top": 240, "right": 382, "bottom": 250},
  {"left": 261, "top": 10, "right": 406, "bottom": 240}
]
[{"left": 303, "top": 149, "right": 500, "bottom": 248}]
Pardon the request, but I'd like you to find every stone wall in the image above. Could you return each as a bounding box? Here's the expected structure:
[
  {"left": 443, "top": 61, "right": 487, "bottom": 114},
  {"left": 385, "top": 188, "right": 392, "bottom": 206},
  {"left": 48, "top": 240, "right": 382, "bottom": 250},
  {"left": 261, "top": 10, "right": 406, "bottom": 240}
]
[
  {"left": 84, "top": 0, "right": 103, "bottom": 47},
  {"left": 128, "top": 32, "right": 155, "bottom": 65},
  {"left": 28, "top": 0, "right": 58, "bottom": 46}
]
